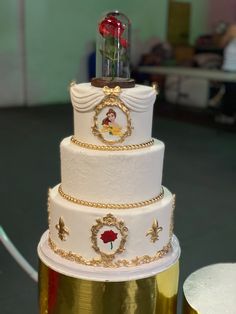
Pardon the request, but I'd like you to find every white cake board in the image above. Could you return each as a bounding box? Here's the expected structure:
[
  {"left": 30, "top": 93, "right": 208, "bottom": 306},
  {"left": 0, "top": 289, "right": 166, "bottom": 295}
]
[
  {"left": 183, "top": 263, "right": 236, "bottom": 313},
  {"left": 38, "top": 230, "right": 180, "bottom": 282}
]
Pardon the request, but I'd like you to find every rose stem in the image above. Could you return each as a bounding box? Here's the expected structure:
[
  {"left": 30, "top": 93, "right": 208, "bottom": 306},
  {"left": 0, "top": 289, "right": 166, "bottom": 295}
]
[{"left": 111, "top": 60, "right": 115, "bottom": 81}]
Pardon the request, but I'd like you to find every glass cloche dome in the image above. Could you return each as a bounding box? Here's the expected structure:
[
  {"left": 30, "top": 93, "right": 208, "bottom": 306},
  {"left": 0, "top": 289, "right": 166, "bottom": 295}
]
[{"left": 92, "top": 11, "right": 134, "bottom": 88}]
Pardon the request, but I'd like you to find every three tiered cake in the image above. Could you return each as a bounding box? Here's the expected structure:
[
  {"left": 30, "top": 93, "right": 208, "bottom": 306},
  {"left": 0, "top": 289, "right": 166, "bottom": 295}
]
[
  {"left": 38, "top": 11, "right": 180, "bottom": 288},
  {"left": 47, "top": 81, "right": 175, "bottom": 269}
]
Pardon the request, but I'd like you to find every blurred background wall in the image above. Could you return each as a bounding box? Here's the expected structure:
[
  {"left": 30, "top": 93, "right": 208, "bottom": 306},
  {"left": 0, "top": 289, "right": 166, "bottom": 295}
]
[{"left": 0, "top": 0, "right": 230, "bottom": 107}]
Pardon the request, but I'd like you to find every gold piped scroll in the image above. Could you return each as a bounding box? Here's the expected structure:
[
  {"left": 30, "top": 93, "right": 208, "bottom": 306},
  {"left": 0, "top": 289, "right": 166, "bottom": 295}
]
[
  {"left": 169, "top": 194, "right": 176, "bottom": 241},
  {"left": 38, "top": 259, "right": 179, "bottom": 314},
  {"left": 47, "top": 188, "right": 51, "bottom": 228}
]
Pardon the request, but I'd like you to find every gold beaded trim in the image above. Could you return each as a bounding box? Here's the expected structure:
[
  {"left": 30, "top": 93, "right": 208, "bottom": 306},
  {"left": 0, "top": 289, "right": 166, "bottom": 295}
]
[
  {"left": 48, "top": 237, "right": 171, "bottom": 268},
  {"left": 71, "top": 136, "right": 154, "bottom": 151},
  {"left": 58, "top": 185, "right": 164, "bottom": 209}
]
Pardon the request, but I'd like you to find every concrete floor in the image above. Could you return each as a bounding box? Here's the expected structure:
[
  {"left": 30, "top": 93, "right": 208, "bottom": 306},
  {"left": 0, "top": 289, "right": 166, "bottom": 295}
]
[{"left": 0, "top": 103, "right": 235, "bottom": 313}]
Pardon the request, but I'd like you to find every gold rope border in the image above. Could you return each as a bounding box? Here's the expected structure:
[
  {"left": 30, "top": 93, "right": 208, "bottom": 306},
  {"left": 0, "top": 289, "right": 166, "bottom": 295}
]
[
  {"left": 48, "top": 237, "right": 171, "bottom": 268},
  {"left": 71, "top": 136, "right": 154, "bottom": 151},
  {"left": 58, "top": 185, "right": 164, "bottom": 209}
]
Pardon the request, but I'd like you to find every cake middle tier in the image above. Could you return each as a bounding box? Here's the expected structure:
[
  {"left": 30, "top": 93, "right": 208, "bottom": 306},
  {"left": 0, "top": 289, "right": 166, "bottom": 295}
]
[{"left": 60, "top": 136, "right": 165, "bottom": 204}]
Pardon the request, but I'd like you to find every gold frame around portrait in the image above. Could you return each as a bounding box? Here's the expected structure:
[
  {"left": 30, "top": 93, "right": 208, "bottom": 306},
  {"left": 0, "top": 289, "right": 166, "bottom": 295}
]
[
  {"left": 92, "top": 95, "right": 132, "bottom": 145},
  {"left": 91, "top": 213, "right": 128, "bottom": 262}
]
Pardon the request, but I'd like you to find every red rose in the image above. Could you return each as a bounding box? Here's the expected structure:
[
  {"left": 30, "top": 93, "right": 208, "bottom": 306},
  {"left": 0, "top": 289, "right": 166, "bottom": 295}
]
[
  {"left": 100, "top": 230, "right": 118, "bottom": 243},
  {"left": 99, "top": 15, "right": 124, "bottom": 38},
  {"left": 120, "top": 37, "right": 128, "bottom": 48}
]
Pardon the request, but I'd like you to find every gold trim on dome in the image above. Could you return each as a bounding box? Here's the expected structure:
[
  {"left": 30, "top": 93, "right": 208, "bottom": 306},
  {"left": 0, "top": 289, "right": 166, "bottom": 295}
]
[
  {"left": 58, "top": 185, "right": 164, "bottom": 209},
  {"left": 92, "top": 92, "right": 132, "bottom": 145},
  {"left": 169, "top": 194, "right": 176, "bottom": 241},
  {"left": 55, "top": 217, "right": 69, "bottom": 241},
  {"left": 71, "top": 136, "right": 154, "bottom": 151},
  {"left": 91, "top": 214, "right": 128, "bottom": 262},
  {"left": 48, "top": 237, "right": 171, "bottom": 268},
  {"left": 146, "top": 219, "right": 163, "bottom": 243}
]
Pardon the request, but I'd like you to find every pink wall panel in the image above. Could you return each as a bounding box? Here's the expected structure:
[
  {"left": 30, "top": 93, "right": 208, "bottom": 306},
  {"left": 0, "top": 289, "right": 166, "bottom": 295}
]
[{"left": 208, "top": 0, "right": 236, "bottom": 31}]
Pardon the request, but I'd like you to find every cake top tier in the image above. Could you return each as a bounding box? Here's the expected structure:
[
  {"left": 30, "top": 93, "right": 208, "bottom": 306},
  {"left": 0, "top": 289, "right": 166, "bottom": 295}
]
[
  {"left": 70, "top": 83, "right": 156, "bottom": 112},
  {"left": 70, "top": 83, "right": 157, "bottom": 147}
]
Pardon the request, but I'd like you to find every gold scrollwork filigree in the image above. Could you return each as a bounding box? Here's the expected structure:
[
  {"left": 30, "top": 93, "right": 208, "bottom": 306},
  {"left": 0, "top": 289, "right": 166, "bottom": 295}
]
[
  {"left": 169, "top": 194, "right": 176, "bottom": 240},
  {"left": 48, "top": 237, "right": 171, "bottom": 268},
  {"left": 47, "top": 188, "right": 52, "bottom": 234},
  {"left": 91, "top": 213, "right": 128, "bottom": 262}
]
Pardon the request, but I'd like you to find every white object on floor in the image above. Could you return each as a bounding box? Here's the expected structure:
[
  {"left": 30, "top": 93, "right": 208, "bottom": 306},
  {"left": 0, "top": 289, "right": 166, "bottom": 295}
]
[
  {"left": 183, "top": 263, "right": 236, "bottom": 314},
  {"left": 215, "top": 114, "right": 235, "bottom": 125},
  {"left": 0, "top": 225, "right": 38, "bottom": 282},
  {"left": 165, "top": 75, "right": 209, "bottom": 108}
]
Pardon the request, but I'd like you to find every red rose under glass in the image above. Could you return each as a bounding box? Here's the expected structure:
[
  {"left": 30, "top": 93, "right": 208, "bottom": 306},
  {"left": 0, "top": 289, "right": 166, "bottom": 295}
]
[{"left": 96, "top": 11, "right": 130, "bottom": 80}]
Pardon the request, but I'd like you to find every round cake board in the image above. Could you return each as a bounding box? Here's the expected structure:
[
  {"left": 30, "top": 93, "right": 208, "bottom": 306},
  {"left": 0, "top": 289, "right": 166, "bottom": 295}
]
[
  {"left": 38, "top": 230, "right": 180, "bottom": 282},
  {"left": 183, "top": 263, "right": 236, "bottom": 314}
]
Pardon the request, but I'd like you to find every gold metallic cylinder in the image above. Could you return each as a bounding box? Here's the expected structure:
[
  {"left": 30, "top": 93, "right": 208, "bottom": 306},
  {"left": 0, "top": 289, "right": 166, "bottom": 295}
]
[{"left": 39, "top": 259, "right": 179, "bottom": 314}]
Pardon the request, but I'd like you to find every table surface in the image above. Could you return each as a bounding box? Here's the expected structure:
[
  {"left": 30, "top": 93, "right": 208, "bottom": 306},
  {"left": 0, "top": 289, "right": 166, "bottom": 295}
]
[{"left": 138, "top": 66, "right": 236, "bottom": 82}]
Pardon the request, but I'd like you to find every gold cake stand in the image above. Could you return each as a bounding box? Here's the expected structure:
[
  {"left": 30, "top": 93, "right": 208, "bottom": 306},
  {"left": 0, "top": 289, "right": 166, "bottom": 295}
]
[{"left": 38, "top": 231, "right": 180, "bottom": 314}]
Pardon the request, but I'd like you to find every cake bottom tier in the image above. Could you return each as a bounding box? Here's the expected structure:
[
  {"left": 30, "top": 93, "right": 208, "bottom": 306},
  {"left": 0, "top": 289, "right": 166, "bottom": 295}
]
[{"left": 48, "top": 185, "right": 175, "bottom": 268}]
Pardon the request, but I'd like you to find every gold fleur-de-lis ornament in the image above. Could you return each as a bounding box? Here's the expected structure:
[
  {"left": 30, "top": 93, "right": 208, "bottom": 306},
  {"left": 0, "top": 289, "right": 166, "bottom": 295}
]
[
  {"left": 55, "top": 217, "right": 69, "bottom": 241},
  {"left": 146, "top": 219, "right": 163, "bottom": 243}
]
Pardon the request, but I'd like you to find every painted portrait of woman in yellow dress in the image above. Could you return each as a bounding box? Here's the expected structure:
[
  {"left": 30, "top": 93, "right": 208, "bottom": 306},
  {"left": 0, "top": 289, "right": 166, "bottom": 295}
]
[{"left": 101, "top": 108, "right": 123, "bottom": 137}]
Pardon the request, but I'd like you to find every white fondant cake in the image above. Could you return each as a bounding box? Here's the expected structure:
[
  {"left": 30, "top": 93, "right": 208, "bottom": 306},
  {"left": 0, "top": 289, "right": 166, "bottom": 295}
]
[
  {"left": 60, "top": 137, "right": 164, "bottom": 203},
  {"left": 45, "top": 82, "right": 176, "bottom": 269},
  {"left": 49, "top": 185, "right": 174, "bottom": 267},
  {"left": 71, "top": 83, "right": 156, "bottom": 145}
]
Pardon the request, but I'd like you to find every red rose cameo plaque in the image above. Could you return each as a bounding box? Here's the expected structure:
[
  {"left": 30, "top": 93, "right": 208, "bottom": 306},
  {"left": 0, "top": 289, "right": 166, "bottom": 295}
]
[{"left": 91, "top": 213, "right": 128, "bottom": 261}]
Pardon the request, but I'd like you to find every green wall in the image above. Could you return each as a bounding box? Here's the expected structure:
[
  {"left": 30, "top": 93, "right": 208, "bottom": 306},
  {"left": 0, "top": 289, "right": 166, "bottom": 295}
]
[
  {"left": 25, "top": 0, "right": 169, "bottom": 105},
  {"left": 174, "top": 0, "right": 208, "bottom": 44},
  {"left": 0, "top": 1, "right": 24, "bottom": 106},
  {"left": 0, "top": 1, "right": 208, "bottom": 106}
]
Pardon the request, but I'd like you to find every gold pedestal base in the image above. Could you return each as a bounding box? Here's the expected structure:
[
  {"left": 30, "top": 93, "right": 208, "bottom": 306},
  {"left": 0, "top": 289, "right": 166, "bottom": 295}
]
[{"left": 39, "top": 260, "right": 179, "bottom": 314}]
